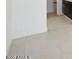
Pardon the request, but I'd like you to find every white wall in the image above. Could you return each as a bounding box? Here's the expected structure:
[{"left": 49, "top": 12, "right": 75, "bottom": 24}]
[
  {"left": 6, "top": 0, "right": 13, "bottom": 55},
  {"left": 6, "top": 0, "right": 47, "bottom": 54},
  {"left": 47, "top": 0, "right": 56, "bottom": 13},
  {"left": 57, "top": 0, "right": 63, "bottom": 15}
]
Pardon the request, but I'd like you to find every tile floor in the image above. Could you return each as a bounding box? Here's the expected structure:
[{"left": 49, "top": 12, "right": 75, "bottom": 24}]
[{"left": 8, "top": 14, "right": 72, "bottom": 59}]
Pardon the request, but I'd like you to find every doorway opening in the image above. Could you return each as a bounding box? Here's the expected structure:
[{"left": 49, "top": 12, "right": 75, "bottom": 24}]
[
  {"left": 47, "top": 0, "right": 72, "bottom": 31},
  {"left": 47, "top": 0, "right": 57, "bottom": 16},
  {"left": 47, "top": 0, "right": 58, "bottom": 31}
]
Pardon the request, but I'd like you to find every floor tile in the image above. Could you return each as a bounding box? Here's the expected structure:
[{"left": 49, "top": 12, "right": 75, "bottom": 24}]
[{"left": 8, "top": 14, "right": 72, "bottom": 59}]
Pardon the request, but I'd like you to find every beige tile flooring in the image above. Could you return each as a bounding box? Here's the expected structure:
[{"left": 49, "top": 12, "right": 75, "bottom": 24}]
[{"left": 8, "top": 14, "right": 72, "bottom": 59}]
